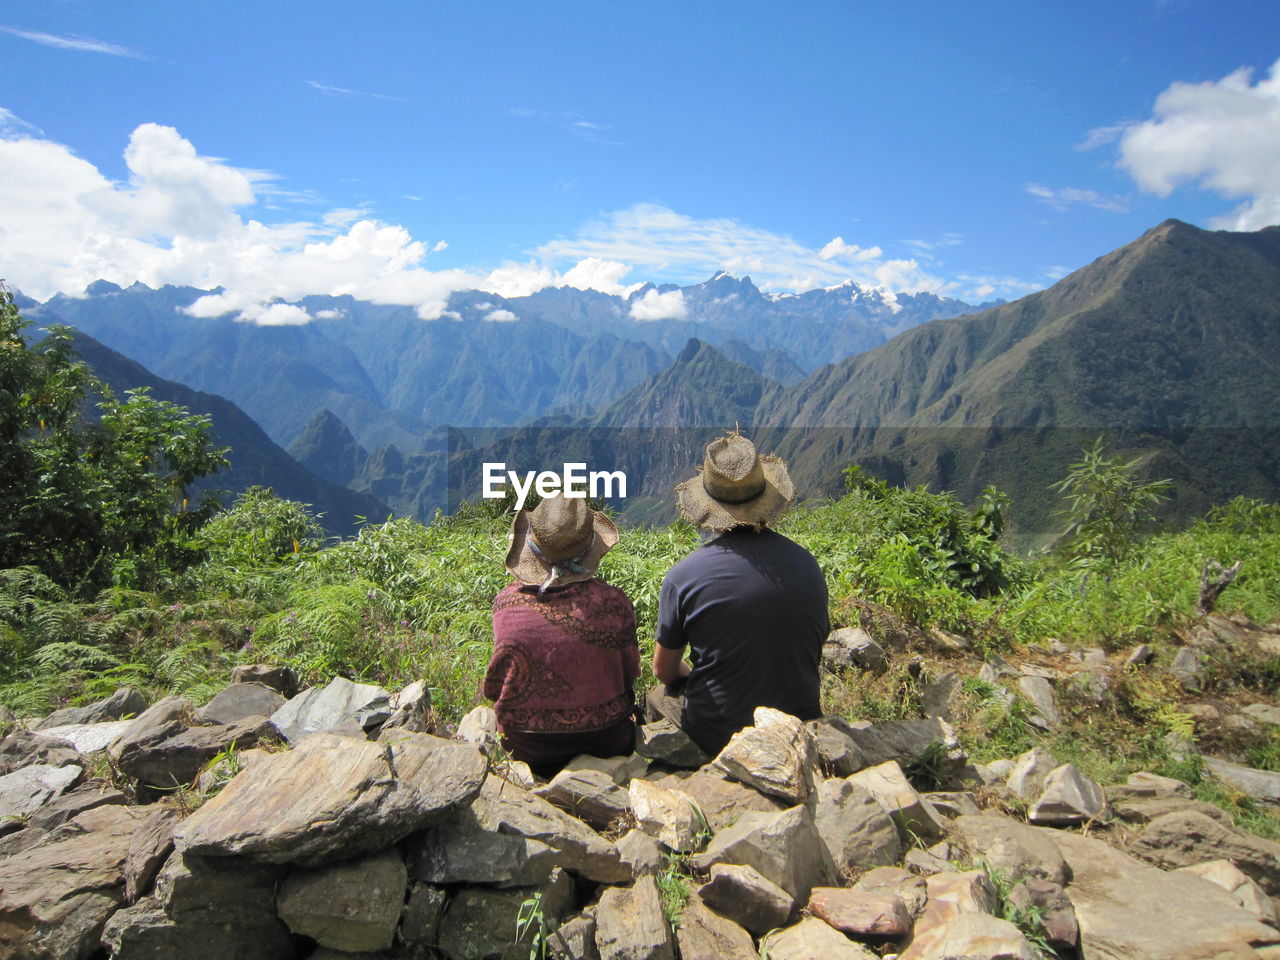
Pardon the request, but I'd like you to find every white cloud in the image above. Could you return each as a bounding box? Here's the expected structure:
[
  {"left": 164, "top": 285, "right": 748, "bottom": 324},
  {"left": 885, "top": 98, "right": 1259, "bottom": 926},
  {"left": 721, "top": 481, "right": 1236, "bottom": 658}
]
[
  {"left": 306, "top": 80, "right": 411, "bottom": 103},
  {"left": 559, "top": 257, "right": 643, "bottom": 296},
  {"left": 241, "top": 303, "right": 312, "bottom": 326},
  {"left": 1025, "top": 183, "right": 1128, "bottom": 213},
  {"left": 629, "top": 288, "right": 687, "bottom": 321},
  {"left": 0, "top": 25, "right": 145, "bottom": 58},
  {"left": 819, "top": 236, "right": 882, "bottom": 262},
  {"left": 431, "top": 240, "right": 448, "bottom": 253},
  {"left": 0, "top": 107, "right": 41, "bottom": 137},
  {"left": 313, "top": 309, "right": 344, "bottom": 320},
  {"left": 509, "top": 108, "right": 619, "bottom": 145},
  {"left": 1115, "top": 58, "right": 1280, "bottom": 229},
  {"left": 483, "top": 308, "right": 519, "bottom": 323}
]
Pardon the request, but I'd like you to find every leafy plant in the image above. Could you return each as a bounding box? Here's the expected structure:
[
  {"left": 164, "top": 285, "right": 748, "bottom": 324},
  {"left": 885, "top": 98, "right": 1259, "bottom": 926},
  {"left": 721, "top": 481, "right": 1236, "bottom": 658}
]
[
  {"left": 515, "top": 891, "right": 550, "bottom": 960},
  {"left": 982, "top": 862, "right": 1055, "bottom": 959},
  {"left": 656, "top": 853, "right": 692, "bottom": 928}
]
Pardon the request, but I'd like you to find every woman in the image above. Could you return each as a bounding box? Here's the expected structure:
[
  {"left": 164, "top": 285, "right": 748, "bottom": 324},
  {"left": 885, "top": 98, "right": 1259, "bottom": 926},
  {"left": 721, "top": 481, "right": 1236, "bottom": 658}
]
[{"left": 483, "top": 493, "right": 639, "bottom": 778}]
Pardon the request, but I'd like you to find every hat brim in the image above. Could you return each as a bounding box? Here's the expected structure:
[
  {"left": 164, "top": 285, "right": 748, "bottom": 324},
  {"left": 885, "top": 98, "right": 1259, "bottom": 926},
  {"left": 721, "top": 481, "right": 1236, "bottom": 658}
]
[
  {"left": 505, "top": 508, "right": 619, "bottom": 586},
  {"left": 674, "top": 455, "right": 795, "bottom": 532}
]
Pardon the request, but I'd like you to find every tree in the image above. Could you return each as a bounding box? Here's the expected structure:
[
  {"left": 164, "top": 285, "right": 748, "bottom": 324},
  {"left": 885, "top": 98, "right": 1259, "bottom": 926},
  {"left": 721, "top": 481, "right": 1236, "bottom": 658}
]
[{"left": 0, "top": 284, "right": 229, "bottom": 592}]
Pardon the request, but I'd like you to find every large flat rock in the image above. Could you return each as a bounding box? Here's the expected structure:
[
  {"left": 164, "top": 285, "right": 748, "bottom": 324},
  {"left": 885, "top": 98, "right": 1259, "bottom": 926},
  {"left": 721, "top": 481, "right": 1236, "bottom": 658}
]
[{"left": 175, "top": 730, "right": 486, "bottom": 866}]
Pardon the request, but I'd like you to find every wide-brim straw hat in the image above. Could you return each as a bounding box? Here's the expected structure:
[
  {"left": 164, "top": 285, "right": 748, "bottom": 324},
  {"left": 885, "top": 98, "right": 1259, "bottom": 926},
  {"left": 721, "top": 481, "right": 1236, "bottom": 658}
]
[
  {"left": 506, "top": 493, "right": 619, "bottom": 590},
  {"left": 675, "top": 432, "right": 795, "bottom": 532}
]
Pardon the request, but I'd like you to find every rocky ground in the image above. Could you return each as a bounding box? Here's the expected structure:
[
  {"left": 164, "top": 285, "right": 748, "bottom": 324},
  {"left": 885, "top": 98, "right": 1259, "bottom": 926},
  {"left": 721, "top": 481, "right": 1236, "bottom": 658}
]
[{"left": 1, "top": 615, "right": 1280, "bottom": 960}]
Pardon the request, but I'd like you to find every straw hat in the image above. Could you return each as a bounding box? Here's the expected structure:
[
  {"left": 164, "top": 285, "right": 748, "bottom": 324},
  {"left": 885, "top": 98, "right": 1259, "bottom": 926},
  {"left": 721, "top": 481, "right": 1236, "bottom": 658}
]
[
  {"left": 505, "top": 493, "right": 619, "bottom": 592},
  {"left": 675, "top": 432, "right": 795, "bottom": 532}
]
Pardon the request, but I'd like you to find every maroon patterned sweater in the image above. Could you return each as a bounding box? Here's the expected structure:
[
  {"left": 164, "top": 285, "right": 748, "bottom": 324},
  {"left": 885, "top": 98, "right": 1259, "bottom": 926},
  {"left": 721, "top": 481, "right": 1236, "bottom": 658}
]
[{"left": 485, "top": 579, "right": 640, "bottom": 734}]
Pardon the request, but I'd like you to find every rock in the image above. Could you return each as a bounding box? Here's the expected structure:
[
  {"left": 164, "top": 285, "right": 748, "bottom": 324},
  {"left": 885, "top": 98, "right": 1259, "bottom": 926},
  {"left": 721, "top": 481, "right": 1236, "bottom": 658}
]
[
  {"left": 1178, "top": 859, "right": 1278, "bottom": 926},
  {"left": 1126, "top": 643, "right": 1155, "bottom": 666},
  {"left": 849, "top": 760, "right": 947, "bottom": 841},
  {"left": 0, "top": 804, "right": 147, "bottom": 960},
  {"left": 537, "top": 766, "right": 632, "bottom": 830},
  {"left": 920, "top": 670, "right": 962, "bottom": 720},
  {"left": 102, "top": 897, "right": 295, "bottom": 960},
  {"left": 1017, "top": 675, "right": 1060, "bottom": 727},
  {"left": 277, "top": 849, "right": 407, "bottom": 951},
  {"left": 813, "top": 777, "right": 901, "bottom": 874},
  {"left": 1107, "top": 770, "right": 1193, "bottom": 800},
  {"left": 0, "top": 826, "right": 45, "bottom": 858},
  {"left": 0, "top": 730, "right": 80, "bottom": 775},
  {"left": 127, "top": 714, "right": 280, "bottom": 789},
  {"left": 1112, "top": 795, "right": 1235, "bottom": 826},
  {"left": 929, "top": 627, "right": 971, "bottom": 652},
  {"left": 950, "top": 813, "right": 1071, "bottom": 884},
  {"left": 616, "top": 828, "right": 664, "bottom": 877},
  {"left": 123, "top": 807, "right": 180, "bottom": 904},
  {"left": 595, "top": 875, "right": 675, "bottom": 960},
  {"left": 1046, "top": 827, "right": 1279, "bottom": 959},
  {"left": 27, "top": 785, "right": 126, "bottom": 831},
  {"left": 231, "top": 663, "right": 298, "bottom": 696},
  {"left": 412, "top": 774, "right": 629, "bottom": 885},
  {"left": 454, "top": 704, "right": 499, "bottom": 746},
  {"left": 712, "top": 707, "right": 817, "bottom": 804},
  {"left": 32, "top": 686, "right": 149, "bottom": 730},
  {"left": 822, "top": 626, "right": 887, "bottom": 672},
  {"left": 1204, "top": 755, "right": 1280, "bottom": 803},
  {"left": 923, "top": 790, "right": 982, "bottom": 819},
  {"left": 630, "top": 778, "right": 703, "bottom": 851},
  {"left": 1169, "top": 646, "right": 1203, "bottom": 690},
  {"left": 697, "top": 862, "right": 794, "bottom": 935},
  {"left": 381, "top": 679, "right": 433, "bottom": 733},
  {"left": 645, "top": 768, "right": 783, "bottom": 832},
  {"left": 437, "top": 869, "right": 575, "bottom": 960},
  {"left": 675, "top": 894, "right": 758, "bottom": 960},
  {"left": 549, "top": 911, "right": 601, "bottom": 960},
  {"left": 195, "top": 746, "right": 270, "bottom": 795},
  {"left": 0, "top": 762, "right": 82, "bottom": 820},
  {"left": 176, "top": 730, "right": 486, "bottom": 866},
  {"left": 106, "top": 696, "right": 192, "bottom": 769},
  {"left": 1006, "top": 878, "right": 1078, "bottom": 951},
  {"left": 1073, "top": 669, "right": 1112, "bottom": 704},
  {"left": 35, "top": 719, "right": 134, "bottom": 754},
  {"left": 399, "top": 882, "right": 448, "bottom": 949},
  {"left": 563, "top": 752, "right": 648, "bottom": 785},
  {"left": 806, "top": 717, "right": 868, "bottom": 776},
  {"left": 808, "top": 886, "right": 912, "bottom": 938},
  {"left": 269, "top": 676, "right": 390, "bottom": 744},
  {"left": 1242, "top": 703, "right": 1280, "bottom": 726},
  {"left": 635, "top": 719, "right": 709, "bottom": 768},
  {"left": 1128, "top": 809, "right": 1280, "bottom": 895},
  {"left": 1027, "top": 763, "right": 1108, "bottom": 825},
  {"left": 900, "top": 913, "right": 1039, "bottom": 960},
  {"left": 912, "top": 869, "right": 997, "bottom": 936},
  {"left": 904, "top": 846, "right": 953, "bottom": 877},
  {"left": 761, "top": 917, "right": 878, "bottom": 960},
  {"left": 971, "top": 758, "right": 1014, "bottom": 785},
  {"left": 853, "top": 866, "right": 927, "bottom": 917},
  {"left": 194, "top": 682, "right": 286, "bottom": 725},
  {"left": 693, "top": 804, "right": 836, "bottom": 901},
  {"left": 1005, "top": 746, "right": 1057, "bottom": 800},
  {"left": 839, "top": 718, "right": 967, "bottom": 776}
]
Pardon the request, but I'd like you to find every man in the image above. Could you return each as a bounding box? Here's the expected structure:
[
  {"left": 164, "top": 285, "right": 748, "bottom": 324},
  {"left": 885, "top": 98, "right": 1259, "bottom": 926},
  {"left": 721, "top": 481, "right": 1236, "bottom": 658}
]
[{"left": 649, "top": 432, "right": 829, "bottom": 756}]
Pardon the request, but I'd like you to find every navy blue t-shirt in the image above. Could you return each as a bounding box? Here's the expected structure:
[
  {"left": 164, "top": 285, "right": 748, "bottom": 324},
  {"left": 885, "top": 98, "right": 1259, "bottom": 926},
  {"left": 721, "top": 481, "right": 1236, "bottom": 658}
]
[{"left": 656, "top": 527, "right": 829, "bottom": 755}]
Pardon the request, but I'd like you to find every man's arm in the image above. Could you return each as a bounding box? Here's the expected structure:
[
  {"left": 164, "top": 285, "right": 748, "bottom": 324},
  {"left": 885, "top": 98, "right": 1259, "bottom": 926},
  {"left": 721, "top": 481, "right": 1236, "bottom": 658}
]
[{"left": 652, "top": 643, "right": 690, "bottom": 684}]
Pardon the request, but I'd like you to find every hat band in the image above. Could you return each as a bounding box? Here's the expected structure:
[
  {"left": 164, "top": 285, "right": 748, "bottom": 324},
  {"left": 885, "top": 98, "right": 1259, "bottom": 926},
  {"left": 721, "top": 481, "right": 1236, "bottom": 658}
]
[
  {"left": 528, "top": 534, "right": 595, "bottom": 595},
  {"left": 702, "top": 473, "right": 766, "bottom": 505}
]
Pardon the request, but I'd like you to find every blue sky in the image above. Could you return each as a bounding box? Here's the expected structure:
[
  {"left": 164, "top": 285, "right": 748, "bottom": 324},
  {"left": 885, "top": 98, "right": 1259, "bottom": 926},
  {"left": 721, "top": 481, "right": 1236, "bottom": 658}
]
[{"left": 1, "top": 1, "right": 1277, "bottom": 321}]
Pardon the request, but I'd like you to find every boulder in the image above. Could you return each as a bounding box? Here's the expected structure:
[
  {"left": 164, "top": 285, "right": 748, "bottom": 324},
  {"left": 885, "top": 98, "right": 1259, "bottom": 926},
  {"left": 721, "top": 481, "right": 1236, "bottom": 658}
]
[
  {"left": 0, "top": 729, "right": 80, "bottom": 775},
  {"left": 1005, "top": 746, "right": 1057, "bottom": 800},
  {"left": 436, "top": 869, "right": 575, "bottom": 960},
  {"left": 269, "top": 676, "right": 390, "bottom": 744},
  {"left": 644, "top": 768, "right": 783, "bottom": 832},
  {"left": 454, "top": 704, "right": 499, "bottom": 746},
  {"left": 920, "top": 669, "right": 962, "bottom": 720},
  {"left": 923, "top": 790, "right": 981, "bottom": 819},
  {"left": 713, "top": 707, "right": 818, "bottom": 804},
  {"left": 194, "top": 682, "right": 285, "bottom": 725},
  {"left": 1017, "top": 675, "right": 1060, "bottom": 727},
  {"left": 761, "top": 917, "right": 879, "bottom": 960},
  {"left": 102, "top": 897, "right": 295, "bottom": 960},
  {"left": 1046, "top": 827, "right": 1279, "bottom": 959},
  {"left": 35, "top": 719, "right": 133, "bottom": 755},
  {"left": 1177, "top": 859, "right": 1277, "bottom": 926},
  {"left": 563, "top": 752, "right": 648, "bottom": 786},
  {"left": 27, "top": 785, "right": 126, "bottom": 831},
  {"left": 1242, "top": 703, "right": 1280, "bottom": 726},
  {"left": 911, "top": 869, "right": 997, "bottom": 937},
  {"left": 1005, "top": 877, "right": 1078, "bottom": 952},
  {"left": 0, "top": 804, "right": 148, "bottom": 960},
  {"left": 106, "top": 696, "right": 192, "bottom": 770},
  {"left": 693, "top": 804, "right": 836, "bottom": 901},
  {"left": 949, "top": 813, "right": 1071, "bottom": 885},
  {"left": 1027, "top": 763, "right": 1108, "bottom": 825},
  {"left": 399, "top": 882, "right": 448, "bottom": 951},
  {"left": 807, "top": 886, "right": 913, "bottom": 938},
  {"left": 806, "top": 717, "right": 868, "bottom": 776},
  {"left": 1127, "top": 809, "right": 1280, "bottom": 895},
  {"left": 813, "top": 777, "right": 901, "bottom": 874},
  {"left": 635, "top": 719, "right": 709, "bottom": 768},
  {"left": 596, "top": 876, "right": 675, "bottom": 960},
  {"left": 277, "top": 849, "right": 407, "bottom": 952},
  {"left": 123, "top": 807, "right": 180, "bottom": 904},
  {"left": 195, "top": 746, "right": 270, "bottom": 795},
  {"left": 904, "top": 845, "right": 954, "bottom": 877},
  {"left": 1105, "top": 770, "right": 1193, "bottom": 801},
  {"left": 616, "top": 828, "right": 665, "bottom": 877},
  {"left": 675, "top": 894, "right": 758, "bottom": 960},
  {"left": 118, "top": 714, "right": 279, "bottom": 789},
  {"left": 0, "top": 762, "right": 82, "bottom": 819},
  {"left": 537, "top": 766, "right": 632, "bottom": 830},
  {"left": 696, "top": 862, "right": 794, "bottom": 935},
  {"left": 630, "top": 778, "right": 703, "bottom": 851},
  {"left": 32, "top": 686, "right": 148, "bottom": 730},
  {"left": 1169, "top": 646, "right": 1203, "bottom": 690},
  {"left": 822, "top": 626, "right": 887, "bottom": 672},
  {"left": 853, "top": 866, "right": 927, "bottom": 918},
  {"left": 381, "top": 678, "right": 433, "bottom": 733},
  {"left": 900, "top": 913, "right": 1039, "bottom": 960},
  {"left": 839, "top": 717, "right": 966, "bottom": 775},
  {"left": 176, "top": 730, "right": 486, "bottom": 866},
  {"left": 1204, "top": 755, "right": 1280, "bottom": 803},
  {"left": 849, "top": 760, "right": 947, "bottom": 841},
  {"left": 549, "top": 911, "right": 601, "bottom": 960},
  {"left": 231, "top": 663, "right": 299, "bottom": 696},
  {"left": 1112, "top": 795, "right": 1235, "bottom": 826}
]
